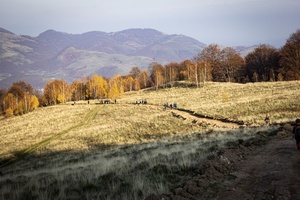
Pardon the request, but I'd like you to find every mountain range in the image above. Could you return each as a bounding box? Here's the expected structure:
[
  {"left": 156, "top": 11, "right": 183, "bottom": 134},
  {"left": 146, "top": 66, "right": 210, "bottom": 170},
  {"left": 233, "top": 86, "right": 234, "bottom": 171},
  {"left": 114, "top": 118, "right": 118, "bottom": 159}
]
[{"left": 0, "top": 27, "right": 255, "bottom": 89}]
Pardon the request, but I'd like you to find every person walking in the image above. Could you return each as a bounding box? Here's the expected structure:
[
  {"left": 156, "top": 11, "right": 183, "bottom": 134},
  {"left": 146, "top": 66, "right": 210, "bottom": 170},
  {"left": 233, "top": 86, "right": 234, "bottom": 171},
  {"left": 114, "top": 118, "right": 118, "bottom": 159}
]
[
  {"left": 292, "top": 119, "right": 300, "bottom": 150},
  {"left": 265, "top": 114, "right": 270, "bottom": 126}
]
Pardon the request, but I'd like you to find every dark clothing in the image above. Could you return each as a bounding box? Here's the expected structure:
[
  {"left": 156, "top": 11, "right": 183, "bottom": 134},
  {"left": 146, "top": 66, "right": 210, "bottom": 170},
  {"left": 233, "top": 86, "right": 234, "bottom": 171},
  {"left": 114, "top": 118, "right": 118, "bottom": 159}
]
[{"left": 292, "top": 124, "right": 300, "bottom": 149}]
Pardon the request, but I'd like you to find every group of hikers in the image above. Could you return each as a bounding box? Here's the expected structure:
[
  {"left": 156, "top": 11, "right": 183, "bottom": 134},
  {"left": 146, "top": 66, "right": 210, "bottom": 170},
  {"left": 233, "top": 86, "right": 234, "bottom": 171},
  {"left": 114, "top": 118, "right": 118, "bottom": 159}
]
[
  {"left": 164, "top": 102, "right": 178, "bottom": 110},
  {"left": 135, "top": 99, "right": 147, "bottom": 105}
]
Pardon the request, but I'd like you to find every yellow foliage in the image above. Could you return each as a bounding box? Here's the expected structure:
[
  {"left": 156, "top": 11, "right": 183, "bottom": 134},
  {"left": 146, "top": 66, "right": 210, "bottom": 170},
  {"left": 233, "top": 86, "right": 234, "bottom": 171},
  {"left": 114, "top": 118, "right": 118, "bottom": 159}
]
[
  {"left": 30, "top": 95, "right": 39, "bottom": 110},
  {"left": 5, "top": 108, "right": 13, "bottom": 117},
  {"left": 18, "top": 101, "right": 24, "bottom": 115},
  {"left": 119, "top": 85, "right": 124, "bottom": 97},
  {"left": 57, "top": 94, "right": 64, "bottom": 103},
  {"left": 108, "top": 83, "right": 120, "bottom": 100}
]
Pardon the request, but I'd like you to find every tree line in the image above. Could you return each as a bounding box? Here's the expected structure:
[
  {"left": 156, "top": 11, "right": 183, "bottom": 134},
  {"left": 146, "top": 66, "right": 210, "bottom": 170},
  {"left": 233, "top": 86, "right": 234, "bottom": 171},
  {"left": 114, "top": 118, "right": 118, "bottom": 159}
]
[{"left": 0, "top": 29, "right": 299, "bottom": 117}]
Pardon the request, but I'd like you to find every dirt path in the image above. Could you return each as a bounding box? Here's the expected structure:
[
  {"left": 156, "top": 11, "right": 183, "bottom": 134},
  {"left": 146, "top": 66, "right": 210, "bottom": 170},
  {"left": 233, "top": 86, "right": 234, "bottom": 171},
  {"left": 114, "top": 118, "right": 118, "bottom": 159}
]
[
  {"left": 147, "top": 126, "right": 300, "bottom": 200},
  {"left": 139, "top": 103, "right": 243, "bottom": 129},
  {"left": 169, "top": 109, "right": 241, "bottom": 129},
  {"left": 217, "top": 135, "right": 300, "bottom": 200}
]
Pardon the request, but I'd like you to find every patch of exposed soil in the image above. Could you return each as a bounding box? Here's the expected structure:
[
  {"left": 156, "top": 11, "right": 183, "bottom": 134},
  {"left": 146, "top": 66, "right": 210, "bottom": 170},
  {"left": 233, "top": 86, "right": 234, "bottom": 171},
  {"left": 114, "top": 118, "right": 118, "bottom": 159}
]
[
  {"left": 146, "top": 124, "right": 300, "bottom": 200},
  {"left": 169, "top": 109, "right": 241, "bottom": 129}
]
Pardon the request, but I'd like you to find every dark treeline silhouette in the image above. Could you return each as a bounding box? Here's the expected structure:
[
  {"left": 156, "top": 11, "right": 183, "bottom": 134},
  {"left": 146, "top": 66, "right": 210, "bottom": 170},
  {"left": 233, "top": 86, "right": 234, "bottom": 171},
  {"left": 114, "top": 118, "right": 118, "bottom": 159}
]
[{"left": 1, "top": 29, "right": 299, "bottom": 117}]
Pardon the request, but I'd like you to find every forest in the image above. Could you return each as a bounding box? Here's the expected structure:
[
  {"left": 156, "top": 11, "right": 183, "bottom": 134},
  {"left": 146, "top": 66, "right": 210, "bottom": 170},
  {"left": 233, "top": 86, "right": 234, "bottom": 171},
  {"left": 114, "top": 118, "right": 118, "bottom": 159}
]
[{"left": 0, "top": 29, "right": 299, "bottom": 117}]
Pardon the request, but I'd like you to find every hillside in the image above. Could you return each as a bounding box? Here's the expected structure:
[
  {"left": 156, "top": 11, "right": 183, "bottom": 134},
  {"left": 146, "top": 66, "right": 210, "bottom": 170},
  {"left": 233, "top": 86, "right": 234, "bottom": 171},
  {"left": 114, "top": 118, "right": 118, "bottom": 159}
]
[
  {"left": 0, "top": 81, "right": 299, "bottom": 199},
  {"left": 0, "top": 28, "right": 205, "bottom": 88}
]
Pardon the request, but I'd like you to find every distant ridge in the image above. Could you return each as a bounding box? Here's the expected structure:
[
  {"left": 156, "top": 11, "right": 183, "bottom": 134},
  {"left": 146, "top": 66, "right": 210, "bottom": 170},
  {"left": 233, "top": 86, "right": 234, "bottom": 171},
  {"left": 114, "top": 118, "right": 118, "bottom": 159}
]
[
  {"left": 0, "top": 27, "right": 255, "bottom": 89},
  {"left": 0, "top": 27, "right": 14, "bottom": 34}
]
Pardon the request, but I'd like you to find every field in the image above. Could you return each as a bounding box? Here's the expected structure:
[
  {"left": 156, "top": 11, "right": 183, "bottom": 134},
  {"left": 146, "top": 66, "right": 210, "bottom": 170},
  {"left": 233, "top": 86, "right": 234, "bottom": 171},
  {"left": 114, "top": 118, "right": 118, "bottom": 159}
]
[{"left": 0, "top": 81, "right": 299, "bottom": 200}]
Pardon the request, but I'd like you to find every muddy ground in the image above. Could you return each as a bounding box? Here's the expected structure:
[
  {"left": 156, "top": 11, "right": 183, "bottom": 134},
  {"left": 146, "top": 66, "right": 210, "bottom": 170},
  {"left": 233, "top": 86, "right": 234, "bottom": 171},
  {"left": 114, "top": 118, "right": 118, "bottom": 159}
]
[{"left": 146, "top": 124, "right": 300, "bottom": 200}]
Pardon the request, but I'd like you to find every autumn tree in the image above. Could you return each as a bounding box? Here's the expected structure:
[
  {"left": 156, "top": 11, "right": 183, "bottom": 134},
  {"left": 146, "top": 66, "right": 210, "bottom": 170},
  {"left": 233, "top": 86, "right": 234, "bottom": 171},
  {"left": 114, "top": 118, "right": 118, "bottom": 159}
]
[
  {"left": 43, "top": 79, "right": 70, "bottom": 105},
  {"left": 4, "top": 93, "right": 17, "bottom": 115},
  {"left": 0, "top": 89, "right": 6, "bottom": 113},
  {"left": 7, "top": 84, "right": 25, "bottom": 101},
  {"left": 108, "top": 83, "right": 119, "bottom": 100},
  {"left": 193, "top": 44, "right": 220, "bottom": 82},
  {"left": 30, "top": 95, "right": 39, "bottom": 110},
  {"left": 70, "top": 78, "right": 86, "bottom": 101},
  {"left": 245, "top": 44, "right": 280, "bottom": 82},
  {"left": 125, "top": 76, "right": 134, "bottom": 91},
  {"left": 108, "top": 75, "right": 123, "bottom": 100},
  {"left": 179, "top": 60, "right": 193, "bottom": 81},
  {"left": 213, "top": 47, "right": 245, "bottom": 82},
  {"left": 190, "top": 61, "right": 211, "bottom": 87},
  {"left": 194, "top": 44, "right": 221, "bottom": 67},
  {"left": 138, "top": 70, "right": 150, "bottom": 89},
  {"left": 129, "top": 66, "right": 141, "bottom": 79},
  {"left": 3, "top": 81, "right": 39, "bottom": 116},
  {"left": 85, "top": 74, "right": 108, "bottom": 99},
  {"left": 192, "top": 62, "right": 199, "bottom": 87},
  {"left": 165, "top": 62, "right": 180, "bottom": 85},
  {"left": 279, "top": 29, "right": 300, "bottom": 80},
  {"left": 149, "top": 62, "right": 165, "bottom": 90},
  {"left": 134, "top": 78, "right": 141, "bottom": 91}
]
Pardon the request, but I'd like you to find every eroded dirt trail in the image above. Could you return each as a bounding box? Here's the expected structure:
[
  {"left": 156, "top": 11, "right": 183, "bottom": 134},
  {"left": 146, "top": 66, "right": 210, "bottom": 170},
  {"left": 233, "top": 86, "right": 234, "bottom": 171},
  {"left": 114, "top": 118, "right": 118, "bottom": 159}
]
[
  {"left": 148, "top": 126, "right": 300, "bottom": 200},
  {"left": 169, "top": 109, "right": 241, "bottom": 129},
  {"left": 217, "top": 136, "right": 300, "bottom": 200},
  {"left": 140, "top": 103, "right": 243, "bottom": 129}
]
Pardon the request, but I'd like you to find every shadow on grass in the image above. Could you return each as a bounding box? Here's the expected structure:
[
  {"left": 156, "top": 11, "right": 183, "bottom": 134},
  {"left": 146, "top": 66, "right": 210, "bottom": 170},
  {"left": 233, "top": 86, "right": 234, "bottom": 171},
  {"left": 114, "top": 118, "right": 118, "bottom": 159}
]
[{"left": 0, "top": 126, "right": 280, "bottom": 200}]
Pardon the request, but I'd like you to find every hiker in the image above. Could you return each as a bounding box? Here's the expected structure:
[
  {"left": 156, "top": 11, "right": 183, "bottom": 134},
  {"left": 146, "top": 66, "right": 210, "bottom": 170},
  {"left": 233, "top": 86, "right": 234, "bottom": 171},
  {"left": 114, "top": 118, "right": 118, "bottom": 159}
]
[
  {"left": 292, "top": 119, "right": 300, "bottom": 150},
  {"left": 164, "top": 103, "right": 167, "bottom": 110},
  {"left": 264, "top": 114, "right": 270, "bottom": 126},
  {"left": 173, "top": 103, "right": 177, "bottom": 109}
]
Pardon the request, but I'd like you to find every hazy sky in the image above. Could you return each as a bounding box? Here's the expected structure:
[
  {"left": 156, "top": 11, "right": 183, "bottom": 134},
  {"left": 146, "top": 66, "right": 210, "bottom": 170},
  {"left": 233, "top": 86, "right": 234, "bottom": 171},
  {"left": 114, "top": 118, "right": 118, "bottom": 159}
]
[{"left": 1, "top": 0, "right": 299, "bottom": 47}]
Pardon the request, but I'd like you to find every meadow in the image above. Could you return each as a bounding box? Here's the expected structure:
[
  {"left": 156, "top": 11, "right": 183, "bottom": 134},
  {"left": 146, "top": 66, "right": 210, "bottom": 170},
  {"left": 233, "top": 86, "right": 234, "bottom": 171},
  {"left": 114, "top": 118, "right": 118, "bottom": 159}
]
[{"left": 0, "top": 81, "right": 299, "bottom": 200}]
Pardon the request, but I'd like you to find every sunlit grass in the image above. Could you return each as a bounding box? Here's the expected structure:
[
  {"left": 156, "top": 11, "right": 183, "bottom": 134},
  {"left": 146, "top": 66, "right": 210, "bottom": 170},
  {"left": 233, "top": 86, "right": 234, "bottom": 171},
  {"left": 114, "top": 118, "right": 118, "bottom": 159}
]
[
  {"left": 0, "top": 81, "right": 299, "bottom": 200},
  {"left": 120, "top": 81, "right": 300, "bottom": 124}
]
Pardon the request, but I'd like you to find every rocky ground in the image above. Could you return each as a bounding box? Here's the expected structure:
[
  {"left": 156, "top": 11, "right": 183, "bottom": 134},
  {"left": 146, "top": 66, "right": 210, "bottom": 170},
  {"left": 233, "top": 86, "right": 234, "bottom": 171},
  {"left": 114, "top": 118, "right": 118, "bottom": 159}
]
[{"left": 146, "top": 123, "right": 300, "bottom": 200}]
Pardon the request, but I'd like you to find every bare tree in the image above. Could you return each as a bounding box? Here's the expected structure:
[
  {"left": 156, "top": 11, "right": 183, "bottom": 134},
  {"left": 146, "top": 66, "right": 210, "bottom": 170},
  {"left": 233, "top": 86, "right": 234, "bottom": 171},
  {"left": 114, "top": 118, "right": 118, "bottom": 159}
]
[
  {"left": 214, "top": 47, "right": 245, "bottom": 82},
  {"left": 193, "top": 44, "right": 219, "bottom": 82},
  {"left": 129, "top": 66, "right": 141, "bottom": 79},
  {"left": 245, "top": 44, "right": 280, "bottom": 82}
]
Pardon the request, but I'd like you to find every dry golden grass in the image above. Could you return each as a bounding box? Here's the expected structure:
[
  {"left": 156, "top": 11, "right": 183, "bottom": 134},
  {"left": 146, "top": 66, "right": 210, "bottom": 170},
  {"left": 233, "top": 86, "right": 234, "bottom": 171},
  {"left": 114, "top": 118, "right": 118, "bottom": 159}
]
[
  {"left": 120, "top": 81, "right": 300, "bottom": 125},
  {"left": 1, "top": 81, "right": 299, "bottom": 159},
  {"left": 46, "top": 103, "right": 193, "bottom": 153},
  {"left": 0, "top": 102, "right": 194, "bottom": 159},
  {"left": 0, "top": 105, "right": 89, "bottom": 158},
  {"left": 0, "top": 81, "right": 299, "bottom": 200}
]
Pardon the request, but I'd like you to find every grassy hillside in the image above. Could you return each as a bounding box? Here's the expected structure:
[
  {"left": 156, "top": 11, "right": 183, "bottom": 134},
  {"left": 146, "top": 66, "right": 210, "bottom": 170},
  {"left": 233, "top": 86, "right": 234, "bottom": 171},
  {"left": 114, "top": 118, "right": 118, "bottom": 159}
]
[
  {"left": 0, "top": 81, "right": 299, "bottom": 200},
  {"left": 58, "top": 46, "right": 159, "bottom": 77},
  {"left": 120, "top": 81, "right": 300, "bottom": 125}
]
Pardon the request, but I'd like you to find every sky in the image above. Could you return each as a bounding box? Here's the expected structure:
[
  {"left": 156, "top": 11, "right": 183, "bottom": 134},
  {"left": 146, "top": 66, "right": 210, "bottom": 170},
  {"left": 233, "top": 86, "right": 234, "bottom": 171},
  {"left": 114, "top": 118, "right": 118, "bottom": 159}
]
[{"left": 1, "top": 0, "right": 299, "bottom": 47}]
